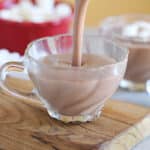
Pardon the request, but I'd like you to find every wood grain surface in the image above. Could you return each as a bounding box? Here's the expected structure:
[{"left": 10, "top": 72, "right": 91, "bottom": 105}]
[
  {"left": 0, "top": 76, "right": 149, "bottom": 150},
  {"left": 101, "top": 114, "right": 150, "bottom": 150}
]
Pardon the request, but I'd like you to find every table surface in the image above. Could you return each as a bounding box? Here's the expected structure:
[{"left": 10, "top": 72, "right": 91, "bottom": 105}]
[{"left": 113, "top": 89, "right": 150, "bottom": 107}]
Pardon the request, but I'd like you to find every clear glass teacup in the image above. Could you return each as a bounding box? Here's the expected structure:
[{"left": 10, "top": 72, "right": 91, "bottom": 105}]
[
  {"left": 99, "top": 14, "right": 150, "bottom": 91},
  {"left": 0, "top": 34, "right": 128, "bottom": 123}
]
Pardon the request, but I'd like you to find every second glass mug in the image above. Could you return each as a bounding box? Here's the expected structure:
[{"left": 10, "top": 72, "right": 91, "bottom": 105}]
[
  {"left": 99, "top": 14, "right": 150, "bottom": 92},
  {"left": 0, "top": 34, "right": 128, "bottom": 123}
]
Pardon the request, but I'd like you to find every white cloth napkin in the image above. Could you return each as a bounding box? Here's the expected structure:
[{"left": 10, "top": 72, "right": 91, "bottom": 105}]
[{"left": 132, "top": 136, "right": 150, "bottom": 150}]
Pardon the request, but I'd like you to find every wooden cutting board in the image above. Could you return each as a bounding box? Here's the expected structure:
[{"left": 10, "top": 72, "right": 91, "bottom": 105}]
[{"left": 0, "top": 76, "right": 149, "bottom": 150}]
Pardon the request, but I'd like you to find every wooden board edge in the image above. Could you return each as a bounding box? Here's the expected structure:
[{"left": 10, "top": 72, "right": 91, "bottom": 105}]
[{"left": 100, "top": 114, "right": 150, "bottom": 150}]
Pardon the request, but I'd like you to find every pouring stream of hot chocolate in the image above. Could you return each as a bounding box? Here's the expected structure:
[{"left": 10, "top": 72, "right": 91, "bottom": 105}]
[{"left": 72, "top": 0, "right": 89, "bottom": 66}]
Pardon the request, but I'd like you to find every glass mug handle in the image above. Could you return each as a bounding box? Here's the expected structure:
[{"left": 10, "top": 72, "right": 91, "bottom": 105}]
[{"left": 0, "top": 61, "right": 36, "bottom": 100}]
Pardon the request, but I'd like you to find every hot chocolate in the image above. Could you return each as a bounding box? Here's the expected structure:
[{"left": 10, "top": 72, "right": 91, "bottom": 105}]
[
  {"left": 29, "top": 54, "right": 120, "bottom": 116},
  {"left": 125, "top": 47, "right": 150, "bottom": 83}
]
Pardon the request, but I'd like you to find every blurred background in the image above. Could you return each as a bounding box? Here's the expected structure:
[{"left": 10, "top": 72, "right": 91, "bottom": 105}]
[{"left": 66, "top": 0, "right": 150, "bottom": 26}]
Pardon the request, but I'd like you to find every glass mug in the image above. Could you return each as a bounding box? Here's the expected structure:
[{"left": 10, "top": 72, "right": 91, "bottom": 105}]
[
  {"left": 0, "top": 35, "right": 128, "bottom": 123},
  {"left": 99, "top": 14, "right": 150, "bottom": 91}
]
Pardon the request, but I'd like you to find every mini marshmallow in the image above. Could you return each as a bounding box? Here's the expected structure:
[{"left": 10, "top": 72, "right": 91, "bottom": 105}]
[
  {"left": 122, "top": 21, "right": 150, "bottom": 40},
  {"left": 17, "top": 1, "right": 34, "bottom": 21},
  {"left": 0, "top": 10, "right": 10, "bottom": 20},
  {"left": 36, "top": 0, "right": 54, "bottom": 13},
  {"left": 55, "top": 4, "right": 72, "bottom": 18}
]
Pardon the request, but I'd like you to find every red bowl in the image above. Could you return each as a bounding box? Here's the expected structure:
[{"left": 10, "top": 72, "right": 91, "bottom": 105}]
[{"left": 0, "top": 0, "right": 73, "bottom": 55}]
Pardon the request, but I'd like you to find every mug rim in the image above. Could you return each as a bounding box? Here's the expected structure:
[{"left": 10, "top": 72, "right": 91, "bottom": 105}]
[{"left": 24, "top": 33, "right": 129, "bottom": 72}]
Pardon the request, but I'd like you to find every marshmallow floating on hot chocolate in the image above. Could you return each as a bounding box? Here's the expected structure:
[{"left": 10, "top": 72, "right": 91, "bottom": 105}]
[
  {"left": 0, "top": 0, "right": 72, "bottom": 22},
  {"left": 122, "top": 21, "right": 150, "bottom": 41}
]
